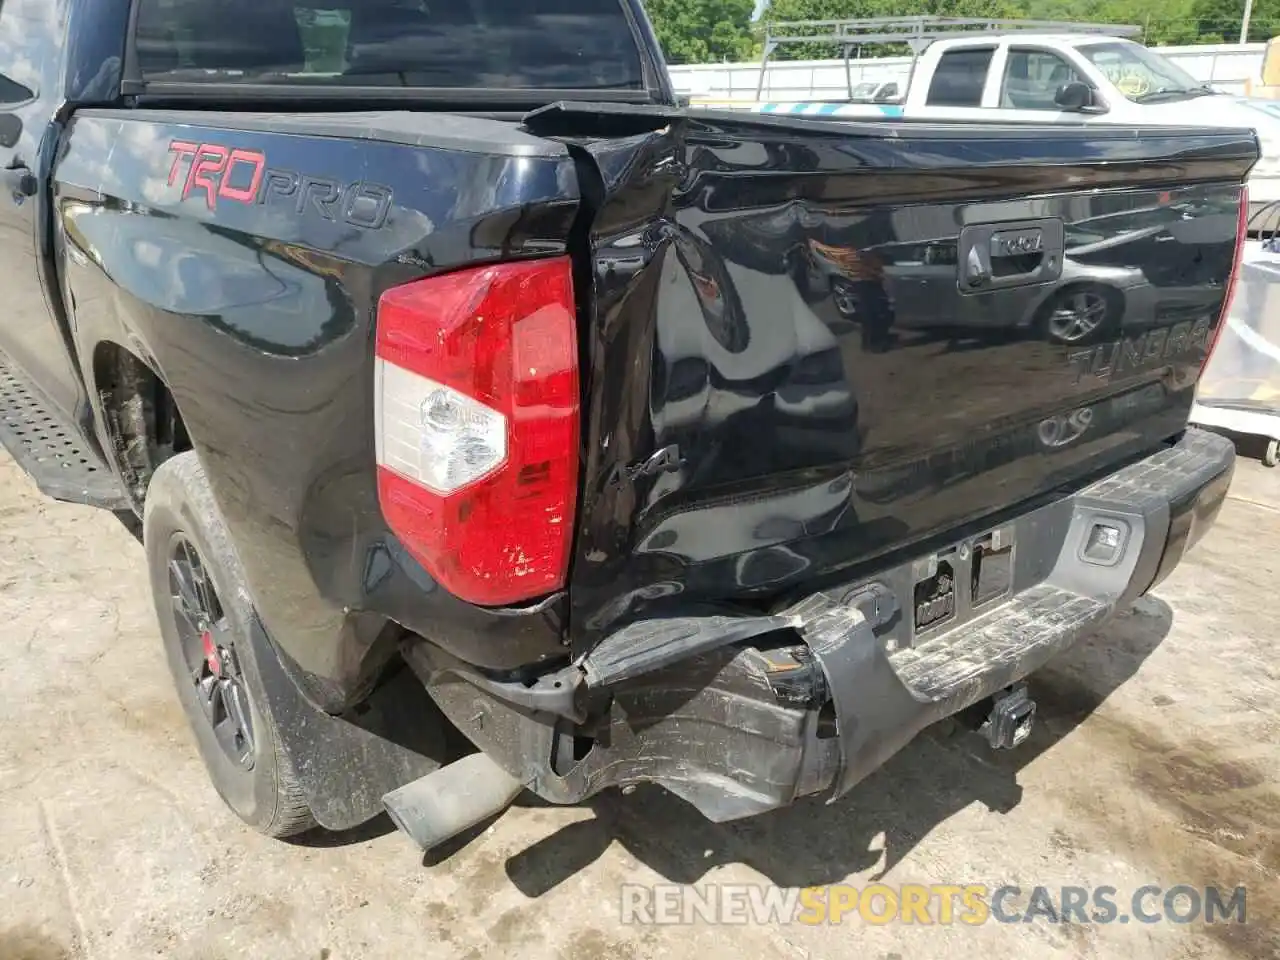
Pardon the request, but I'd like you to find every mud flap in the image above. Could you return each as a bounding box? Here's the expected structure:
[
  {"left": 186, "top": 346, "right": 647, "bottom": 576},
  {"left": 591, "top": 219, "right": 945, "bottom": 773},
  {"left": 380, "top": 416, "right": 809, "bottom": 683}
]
[{"left": 243, "top": 617, "right": 449, "bottom": 830}]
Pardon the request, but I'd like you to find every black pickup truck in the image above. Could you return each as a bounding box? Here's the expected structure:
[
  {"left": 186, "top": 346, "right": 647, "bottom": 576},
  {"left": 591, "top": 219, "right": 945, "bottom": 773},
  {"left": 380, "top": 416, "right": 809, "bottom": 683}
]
[{"left": 0, "top": 0, "right": 1253, "bottom": 848}]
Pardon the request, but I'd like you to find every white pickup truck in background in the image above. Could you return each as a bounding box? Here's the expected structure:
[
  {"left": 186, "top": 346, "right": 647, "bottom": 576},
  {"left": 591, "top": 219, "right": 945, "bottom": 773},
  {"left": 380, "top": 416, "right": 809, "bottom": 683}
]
[{"left": 757, "top": 34, "right": 1280, "bottom": 217}]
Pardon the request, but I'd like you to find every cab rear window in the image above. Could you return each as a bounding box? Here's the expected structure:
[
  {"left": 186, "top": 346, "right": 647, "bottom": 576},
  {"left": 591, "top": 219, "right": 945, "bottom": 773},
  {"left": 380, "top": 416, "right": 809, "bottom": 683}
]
[
  {"left": 926, "top": 47, "right": 995, "bottom": 107},
  {"left": 132, "top": 0, "right": 645, "bottom": 92}
]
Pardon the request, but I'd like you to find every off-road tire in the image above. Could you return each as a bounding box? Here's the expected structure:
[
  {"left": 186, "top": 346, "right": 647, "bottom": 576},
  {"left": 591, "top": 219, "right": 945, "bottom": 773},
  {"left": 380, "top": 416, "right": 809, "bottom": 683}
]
[{"left": 144, "top": 452, "right": 315, "bottom": 837}]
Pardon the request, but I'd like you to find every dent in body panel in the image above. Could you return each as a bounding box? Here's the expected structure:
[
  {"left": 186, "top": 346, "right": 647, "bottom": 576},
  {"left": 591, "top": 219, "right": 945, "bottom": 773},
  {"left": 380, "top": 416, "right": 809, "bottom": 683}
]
[
  {"left": 53, "top": 111, "right": 582, "bottom": 706},
  {"left": 569, "top": 115, "right": 1246, "bottom": 649}
]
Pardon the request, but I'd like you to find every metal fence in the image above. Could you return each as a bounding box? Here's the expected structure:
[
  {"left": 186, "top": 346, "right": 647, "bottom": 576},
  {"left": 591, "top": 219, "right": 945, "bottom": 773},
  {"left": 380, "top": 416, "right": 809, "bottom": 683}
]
[{"left": 669, "top": 42, "right": 1268, "bottom": 102}]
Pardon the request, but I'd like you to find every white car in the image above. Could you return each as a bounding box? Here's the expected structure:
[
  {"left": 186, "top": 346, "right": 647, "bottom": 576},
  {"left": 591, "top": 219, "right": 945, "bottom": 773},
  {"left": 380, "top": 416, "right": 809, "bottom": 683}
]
[{"left": 758, "top": 35, "right": 1280, "bottom": 218}]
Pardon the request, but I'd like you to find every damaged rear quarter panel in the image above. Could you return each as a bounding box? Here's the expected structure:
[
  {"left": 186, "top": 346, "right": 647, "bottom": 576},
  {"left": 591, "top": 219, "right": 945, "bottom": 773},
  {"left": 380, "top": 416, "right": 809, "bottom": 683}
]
[{"left": 54, "top": 109, "right": 583, "bottom": 706}]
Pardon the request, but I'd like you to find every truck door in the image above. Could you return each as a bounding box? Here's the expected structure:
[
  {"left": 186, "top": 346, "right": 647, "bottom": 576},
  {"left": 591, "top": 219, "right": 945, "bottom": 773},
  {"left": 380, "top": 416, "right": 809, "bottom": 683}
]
[
  {"left": 0, "top": 0, "right": 83, "bottom": 420},
  {"left": 987, "top": 46, "right": 1100, "bottom": 123}
]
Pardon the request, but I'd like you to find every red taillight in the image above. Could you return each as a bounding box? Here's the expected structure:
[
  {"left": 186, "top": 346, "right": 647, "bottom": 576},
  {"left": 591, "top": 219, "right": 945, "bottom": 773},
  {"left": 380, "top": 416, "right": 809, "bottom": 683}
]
[
  {"left": 374, "top": 258, "right": 579, "bottom": 606},
  {"left": 1206, "top": 185, "right": 1249, "bottom": 367}
]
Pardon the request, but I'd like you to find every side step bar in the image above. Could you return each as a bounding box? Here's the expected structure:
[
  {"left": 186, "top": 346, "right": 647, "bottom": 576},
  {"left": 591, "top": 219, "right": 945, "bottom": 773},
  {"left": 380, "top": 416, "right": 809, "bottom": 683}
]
[{"left": 0, "top": 351, "right": 127, "bottom": 509}]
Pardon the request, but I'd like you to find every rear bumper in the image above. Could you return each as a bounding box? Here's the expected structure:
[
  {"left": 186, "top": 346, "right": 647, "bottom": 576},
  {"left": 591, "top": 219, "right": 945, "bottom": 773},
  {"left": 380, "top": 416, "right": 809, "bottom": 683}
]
[{"left": 411, "top": 428, "right": 1234, "bottom": 822}]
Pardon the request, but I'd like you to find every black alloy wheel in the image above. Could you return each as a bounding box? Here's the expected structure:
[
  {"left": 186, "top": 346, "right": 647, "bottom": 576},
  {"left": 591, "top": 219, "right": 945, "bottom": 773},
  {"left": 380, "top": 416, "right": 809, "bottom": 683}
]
[{"left": 168, "top": 533, "right": 255, "bottom": 771}]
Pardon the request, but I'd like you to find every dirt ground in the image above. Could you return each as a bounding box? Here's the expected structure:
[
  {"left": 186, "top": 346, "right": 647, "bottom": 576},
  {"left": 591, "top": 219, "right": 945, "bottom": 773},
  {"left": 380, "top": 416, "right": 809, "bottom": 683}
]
[{"left": 0, "top": 448, "right": 1277, "bottom": 960}]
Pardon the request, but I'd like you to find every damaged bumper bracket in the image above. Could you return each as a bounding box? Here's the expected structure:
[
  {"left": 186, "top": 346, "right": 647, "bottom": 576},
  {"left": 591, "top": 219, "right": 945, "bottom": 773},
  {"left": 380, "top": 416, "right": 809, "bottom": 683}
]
[{"left": 409, "top": 429, "right": 1235, "bottom": 821}]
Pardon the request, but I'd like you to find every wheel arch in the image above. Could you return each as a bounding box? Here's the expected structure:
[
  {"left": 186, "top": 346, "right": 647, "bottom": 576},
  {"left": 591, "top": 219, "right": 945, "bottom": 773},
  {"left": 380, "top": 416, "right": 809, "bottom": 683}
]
[
  {"left": 94, "top": 344, "right": 447, "bottom": 831},
  {"left": 90, "top": 339, "right": 191, "bottom": 508}
]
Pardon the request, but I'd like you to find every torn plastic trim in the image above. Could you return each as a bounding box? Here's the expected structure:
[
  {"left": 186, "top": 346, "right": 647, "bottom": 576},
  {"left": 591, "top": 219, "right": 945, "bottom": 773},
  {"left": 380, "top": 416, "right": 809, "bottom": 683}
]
[{"left": 401, "top": 583, "right": 897, "bottom": 724}]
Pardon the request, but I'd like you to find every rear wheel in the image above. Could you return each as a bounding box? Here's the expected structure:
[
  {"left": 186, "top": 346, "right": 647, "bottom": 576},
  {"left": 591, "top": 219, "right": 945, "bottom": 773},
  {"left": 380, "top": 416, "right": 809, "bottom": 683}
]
[{"left": 144, "top": 452, "right": 314, "bottom": 837}]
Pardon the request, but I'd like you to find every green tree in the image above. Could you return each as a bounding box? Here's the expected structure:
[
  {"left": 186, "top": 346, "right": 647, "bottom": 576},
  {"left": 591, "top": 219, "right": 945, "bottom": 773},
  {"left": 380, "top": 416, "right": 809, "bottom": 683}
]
[
  {"left": 1026, "top": 0, "right": 1201, "bottom": 45},
  {"left": 1187, "top": 0, "right": 1280, "bottom": 42},
  {"left": 758, "top": 0, "right": 1268, "bottom": 53},
  {"left": 642, "top": 0, "right": 757, "bottom": 64}
]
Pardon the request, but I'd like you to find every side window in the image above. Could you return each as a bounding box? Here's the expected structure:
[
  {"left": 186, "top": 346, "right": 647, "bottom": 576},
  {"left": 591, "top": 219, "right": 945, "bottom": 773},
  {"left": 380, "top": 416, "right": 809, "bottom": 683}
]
[
  {"left": 926, "top": 48, "right": 995, "bottom": 107},
  {"left": 1002, "top": 49, "right": 1086, "bottom": 109}
]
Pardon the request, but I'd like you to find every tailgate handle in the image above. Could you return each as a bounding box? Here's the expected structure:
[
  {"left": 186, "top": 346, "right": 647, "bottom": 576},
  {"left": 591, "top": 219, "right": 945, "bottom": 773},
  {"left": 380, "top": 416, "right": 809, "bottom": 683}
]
[{"left": 959, "top": 218, "right": 1064, "bottom": 292}]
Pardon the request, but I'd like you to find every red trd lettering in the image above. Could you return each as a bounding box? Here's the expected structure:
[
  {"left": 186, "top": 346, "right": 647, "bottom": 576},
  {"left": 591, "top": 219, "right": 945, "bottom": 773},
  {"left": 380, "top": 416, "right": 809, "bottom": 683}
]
[
  {"left": 166, "top": 140, "right": 199, "bottom": 186},
  {"left": 219, "top": 148, "right": 267, "bottom": 204},
  {"left": 167, "top": 140, "right": 268, "bottom": 211},
  {"left": 184, "top": 144, "right": 229, "bottom": 210}
]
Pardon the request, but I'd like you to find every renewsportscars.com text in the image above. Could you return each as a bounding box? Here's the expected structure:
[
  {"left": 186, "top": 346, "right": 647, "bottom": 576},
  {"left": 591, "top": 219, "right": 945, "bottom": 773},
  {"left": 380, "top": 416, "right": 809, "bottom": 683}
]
[{"left": 620, "top": 883, "right": 1248, "bottom": 927}]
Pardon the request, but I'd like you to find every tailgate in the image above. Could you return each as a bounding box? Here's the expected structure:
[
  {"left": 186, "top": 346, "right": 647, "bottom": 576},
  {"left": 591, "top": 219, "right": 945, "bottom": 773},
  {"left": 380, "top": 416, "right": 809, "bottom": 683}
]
[{"left": 527, "top": 106, "right": 1257, "bottom": 647}]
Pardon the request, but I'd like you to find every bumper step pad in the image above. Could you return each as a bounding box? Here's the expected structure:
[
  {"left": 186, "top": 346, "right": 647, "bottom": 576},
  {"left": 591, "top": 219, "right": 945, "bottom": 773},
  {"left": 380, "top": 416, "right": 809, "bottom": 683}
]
[
  {"left": 891, "top": 585, "right": 1106, "bottom": 700},
  {"left": 797, "top": 428, "right": 1234, "bottom": 799},
  {"left": 0, "top": 352, "right": 127, "bottom": 508}
]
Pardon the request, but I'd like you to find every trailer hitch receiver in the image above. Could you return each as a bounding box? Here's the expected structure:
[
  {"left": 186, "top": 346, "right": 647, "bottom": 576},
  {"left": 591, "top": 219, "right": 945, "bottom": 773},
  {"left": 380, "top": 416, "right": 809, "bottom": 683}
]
[{"left": 981, "top": 683, "right": 1036, "bottom": 750}]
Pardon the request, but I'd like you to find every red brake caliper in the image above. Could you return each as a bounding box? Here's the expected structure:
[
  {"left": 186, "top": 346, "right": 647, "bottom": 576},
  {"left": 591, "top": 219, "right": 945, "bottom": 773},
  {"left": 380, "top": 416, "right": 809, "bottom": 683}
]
[{"left": 201, "top": 630, "right": 221, "bottom": 675}]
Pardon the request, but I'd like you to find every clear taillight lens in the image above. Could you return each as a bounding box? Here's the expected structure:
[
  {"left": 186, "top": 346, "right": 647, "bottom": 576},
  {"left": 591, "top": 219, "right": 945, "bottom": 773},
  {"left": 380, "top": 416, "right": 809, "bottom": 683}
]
[
  {"left": 375, "top": 258, "right": 579, "bottom": 606},
  {"left": 378, "top": 367, "right": 507, "bottom": 494}
]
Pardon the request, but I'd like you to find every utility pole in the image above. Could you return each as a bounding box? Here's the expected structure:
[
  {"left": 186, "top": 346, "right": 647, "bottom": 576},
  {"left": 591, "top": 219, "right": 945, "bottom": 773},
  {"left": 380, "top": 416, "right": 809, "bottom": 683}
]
[{"left": 1241, "top": 0, "right": 1255, "bottom": 45}]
